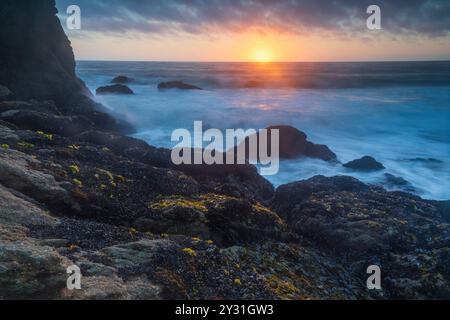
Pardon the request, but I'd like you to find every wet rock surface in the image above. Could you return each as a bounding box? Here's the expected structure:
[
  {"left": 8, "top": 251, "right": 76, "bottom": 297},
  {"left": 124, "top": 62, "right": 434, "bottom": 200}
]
[
  {"left": 158, "top": 81, "right": 203, "bottom": 90},
  {"left": 238, "top": 125, "right": 337, "bottom": 161},
  {"left": 111, "top": 75, "right": 133, "bottom": 84},
  {"left": 343, "top": 156, "right": 385, "bottom": 171},
  {"left": 96, "top": 84, "right": 134, "bottom": 95}
]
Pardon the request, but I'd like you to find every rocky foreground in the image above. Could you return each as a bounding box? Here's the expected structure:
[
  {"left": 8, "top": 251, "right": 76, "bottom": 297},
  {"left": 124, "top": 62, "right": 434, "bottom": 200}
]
[
  {"left": 0, "top": 122, "right": 449, "bottom": 300},
  {"left": 0, "top": 0, "right": 449, "bottom": 300}
]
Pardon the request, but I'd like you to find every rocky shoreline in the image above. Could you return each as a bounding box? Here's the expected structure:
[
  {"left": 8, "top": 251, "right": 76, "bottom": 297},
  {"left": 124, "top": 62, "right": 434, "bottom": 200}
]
[{"left": 0, "top": 0, "right": 449, "bottom": 300}]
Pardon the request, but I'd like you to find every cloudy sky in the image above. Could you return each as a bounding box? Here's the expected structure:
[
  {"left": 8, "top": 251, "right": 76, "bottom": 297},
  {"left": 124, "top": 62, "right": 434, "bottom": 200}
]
[{"left": 56, "top": 0, "right": 450, "bottom": 61}]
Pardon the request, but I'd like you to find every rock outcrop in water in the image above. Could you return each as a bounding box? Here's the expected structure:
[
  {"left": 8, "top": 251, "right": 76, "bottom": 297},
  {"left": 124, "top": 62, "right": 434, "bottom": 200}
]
[
  {"left": 111, "top": 75, "right": 133, "bottom": 84},
  {"left": 158, "top": 81, "right": 203, "bottom": 90},
  {"left": 344, "top": 156, "right": 385, "bottom": 171},
  {"left": 96, "top": 84, "right": 134, "bottom": 95},
  {"left": 0, "top": 0, "right": 449, "bottom": 300},
  {"left": 238, "top": 125, "right": 337, "bottom": 161}
]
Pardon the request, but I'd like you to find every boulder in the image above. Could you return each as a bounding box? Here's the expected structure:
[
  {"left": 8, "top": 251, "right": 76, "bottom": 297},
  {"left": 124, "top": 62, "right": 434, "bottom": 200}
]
[
  {"left": 343, "top": 156, "right": 385, "bottom": 171},
  {"left": 0, "top": 242, "right": 67, "bottom": 299},
  {"left": 243, "top": 80, "right": 263, "bottom": 88},
  {"left": 102, "top": 239, "right": 175, "bottom": 270},
  {"left": 0, "top": 183, "right": 58, "bottom": 233},
  {"left": 271, "top": 175, "right": 369, "bottom": 217},
  {"left": 111, "top": 75, "right": 133, "bottom": 84},
  {"left": 158, "top": 81, "right": 202, "bottom": 90},
  {"left": 285, "top": 186, "right": 450, "bottom": 258},
  {"left": 0, "top": 148, "right": 77, "bottom": 211},
  {"left": 96, "top": 84, "right": 134, "bottom": 95},
  {"left": 271, "top": 177, "right": 450, "bottom": 259},
  {"left": 237, "top": 125, "right": 336, "bottom": 161},
  {"left": 0, "top": 181, "right": 66, "bottom": 301},
  {"left": 134, "top": 194, "right": 287, "bottom": 246}
]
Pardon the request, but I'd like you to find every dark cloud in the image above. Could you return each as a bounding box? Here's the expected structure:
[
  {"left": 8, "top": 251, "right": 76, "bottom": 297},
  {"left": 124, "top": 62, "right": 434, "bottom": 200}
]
[{"left": 56, "top": 0, "right": 450, "bottom": 37}]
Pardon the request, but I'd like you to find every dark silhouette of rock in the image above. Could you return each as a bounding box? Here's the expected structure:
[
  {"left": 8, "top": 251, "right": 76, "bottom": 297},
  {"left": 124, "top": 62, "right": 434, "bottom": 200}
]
[
  {"left": 0, "top": 1, "right": 133, "bottom": 134},
  {"left": 238, "top": 125, "right": 337, "bottom": 161},
  {"left": 343, "top": 156, "right": 384, "bottom": 171},
  {"left": 243, "top": 80, "right": 264, "bottom": 88},
  {"left": 0, "top": 0, "right": 88, "bottom": 103},
  {"left": 111, "top": 75, "right": 133, "bottom": 84},
  {"left": 158, "top": 81, "right": 202, "bottom": 90},
  {"left": 96, "top": 84, "right": 134, "bottom": 95}
]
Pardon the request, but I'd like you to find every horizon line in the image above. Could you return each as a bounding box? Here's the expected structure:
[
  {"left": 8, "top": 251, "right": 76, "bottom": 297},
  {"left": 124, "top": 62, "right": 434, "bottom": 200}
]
[{"left": 75, "top": 58, "right": 450, "bottom": 63}]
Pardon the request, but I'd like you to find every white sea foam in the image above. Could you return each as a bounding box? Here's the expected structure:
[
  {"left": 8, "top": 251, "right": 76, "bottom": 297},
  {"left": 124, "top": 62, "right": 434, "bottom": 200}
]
[{"left": 76, "top": 61, "right": 450, "bottom": 200}]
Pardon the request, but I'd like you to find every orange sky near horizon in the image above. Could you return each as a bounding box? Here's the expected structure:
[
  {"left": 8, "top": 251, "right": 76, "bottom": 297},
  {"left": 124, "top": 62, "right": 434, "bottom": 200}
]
[{"left": 64, "top": 25, "right": 450, "bottom": 62}]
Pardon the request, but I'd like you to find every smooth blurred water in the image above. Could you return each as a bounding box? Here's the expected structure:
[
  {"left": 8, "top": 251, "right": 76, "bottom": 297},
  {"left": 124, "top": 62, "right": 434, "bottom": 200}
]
[{"left": 76, "top": 61, "right": 450, "bottom": 200}]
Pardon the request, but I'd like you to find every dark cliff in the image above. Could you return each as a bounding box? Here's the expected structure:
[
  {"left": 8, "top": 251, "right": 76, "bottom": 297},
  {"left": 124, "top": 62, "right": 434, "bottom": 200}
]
[
  {"left": 0, "top": 0, "right": 133, "bottom": 133},
  {"left": 0, "top": 0, "right": 88, "bottom": 103}
]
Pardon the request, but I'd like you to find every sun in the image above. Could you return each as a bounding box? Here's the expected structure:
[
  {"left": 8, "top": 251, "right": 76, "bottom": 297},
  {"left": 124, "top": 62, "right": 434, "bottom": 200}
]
[{"left": 253, "top": 49, "right": 272, "bottom": 63}]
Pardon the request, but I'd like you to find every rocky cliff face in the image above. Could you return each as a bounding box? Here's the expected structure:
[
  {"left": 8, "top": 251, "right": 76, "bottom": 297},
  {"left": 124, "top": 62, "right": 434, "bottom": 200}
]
[
  {"left": 0, "top": 0, "right": 87, "bottom": 103},
  {"left": 0, "top": 0, "right": 133, "bottom": 134},
  {"left": 0, "top": 0, "right": 449, "bottom": 300}
]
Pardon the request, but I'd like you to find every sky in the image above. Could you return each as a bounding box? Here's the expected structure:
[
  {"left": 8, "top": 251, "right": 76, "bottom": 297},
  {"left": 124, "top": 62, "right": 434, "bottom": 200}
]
[{"left": 56, "top": 0, "right": 450, "bottom": 62}]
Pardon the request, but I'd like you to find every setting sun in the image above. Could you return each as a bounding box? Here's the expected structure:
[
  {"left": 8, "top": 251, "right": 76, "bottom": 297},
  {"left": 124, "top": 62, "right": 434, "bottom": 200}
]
[{"left": 253, "top": 49, "right": 272, "bottom": 62}]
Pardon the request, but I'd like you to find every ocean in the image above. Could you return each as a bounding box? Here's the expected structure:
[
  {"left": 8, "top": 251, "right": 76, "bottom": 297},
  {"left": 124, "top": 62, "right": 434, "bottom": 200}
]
[{"left": 76, "top": 61, "right": 450, "bottom": 200}]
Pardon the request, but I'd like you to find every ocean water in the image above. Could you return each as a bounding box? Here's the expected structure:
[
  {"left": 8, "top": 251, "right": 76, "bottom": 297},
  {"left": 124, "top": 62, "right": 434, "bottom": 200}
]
[{"left": 76, "top": 61, "right": 450, "bottom": 200}]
